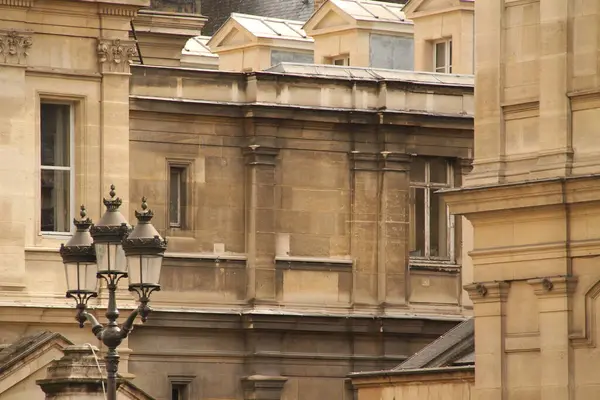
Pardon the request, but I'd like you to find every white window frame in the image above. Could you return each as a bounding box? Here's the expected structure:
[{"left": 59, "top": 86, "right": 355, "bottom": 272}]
[
  {"left": 39, "top": 101, "right": 75, "bottom": 236},
  {"left": 409, "top": 158, "right": 455, "bottom": 262},
  {"left": 433, "top": 39, "right": 453, "bottom": 74},
  {"left": 329, "top": 55, "right": 350, "bottom": 66}
]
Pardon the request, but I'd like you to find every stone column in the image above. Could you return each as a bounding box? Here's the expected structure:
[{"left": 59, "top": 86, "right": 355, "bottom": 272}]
[
  {"left": 244, "top": 145, "right": 279, "bottom": 303},
  {"left": 37, "top": 345, "right": 115, "bottom": 400},
  {"left": 534, "top": 0, "right": 572, "bottom": 177},
  {"left": 377, "top": 153, "right": 410, "bottom": 308},
  {"left": 528, "top": 276, "right": 577, "bottom": 400},
  {"left": 465, "top": 282, "right": 509, "bottom": 400},
  {"left": 350, "top": 153, "right": 379, "bottom": 307},
  {"left": 242, "top": 376, "right": 287, "bottom": 400}
]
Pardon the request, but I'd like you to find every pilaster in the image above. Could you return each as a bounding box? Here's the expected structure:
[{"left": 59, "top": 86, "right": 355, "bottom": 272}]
[
  {"left": 528, "top": 276, "right": 577, "bottom": 400},
  {"left": 465, "top": 281, "right": 510, "bottom": 400},
  {"left": 377, "top": 152, "right": 411, "bottom": 308},
  {"left": 533, "top": 0, "right": 572, "bottom": 178},
  {"left": 244, "top": 145, "right": 279, "bottom": 303},
  {"left": 0, "top": 28, "right": 32, "bottom": 290}
]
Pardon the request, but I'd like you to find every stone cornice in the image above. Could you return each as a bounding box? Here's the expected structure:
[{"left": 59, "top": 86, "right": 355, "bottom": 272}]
[
  {"left": 98, "top": 5, "right": 139, "bottom": 18},
  {"left": 0, "top": 0, "right": 33, "bottom": 7},
  {"left": 243, "top": 145, "right": 279, "bottom": 166},
  {"left": 443, "top": 174, "right": 600, "bottom": 216}
]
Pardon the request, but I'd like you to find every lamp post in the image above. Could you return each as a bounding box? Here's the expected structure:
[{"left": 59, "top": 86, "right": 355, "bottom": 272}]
[{"left": 60, "top": 185, "right": 166, "bottom": 400}]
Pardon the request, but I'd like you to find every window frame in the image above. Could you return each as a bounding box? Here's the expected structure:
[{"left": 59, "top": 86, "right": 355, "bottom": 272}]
[
  {"left": 39, "top": 100, "right": 75, "bottom": 236},
  {"left": 409, "top": 157, "right": 455, "bottom": 263},
  {"left": 168, "top": 375, "right": 194, "bottom": 400},
  {"left": 328, "top": 54, "right": 350, "bottom": 66},
  {"left": 166, "top": 159, "right": 193, "bottom": 231},
  {"left": 433, "top": 39, "right": 453, "bottom": 74}
]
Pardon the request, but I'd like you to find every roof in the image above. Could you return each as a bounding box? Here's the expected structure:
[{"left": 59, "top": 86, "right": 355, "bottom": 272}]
[
  {"left": 394, "top": 318, "right": 474, "bottom": 370},
  {"left": 266, "top": 62, "right": 474, "bottom": 87},
  {"left": 326, "top": 0, "right": 408, "bottom": 22},
  {"left": 182, "top": 36, "right": 218, "bottom": 58},
  {"left": 229, "top": 13, "right": 312, "bottom": 42},
  {"left": 0, "top": 331, "right": 72, "bottom": 374}
]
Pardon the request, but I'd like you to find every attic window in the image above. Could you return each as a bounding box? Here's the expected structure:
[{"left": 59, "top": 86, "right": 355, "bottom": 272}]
[
  {"left": 328, "top": 55, "right": 350, "bottom": 66},
  {"left": 434, "top": 39, "right": 453, "bottom": 74}
]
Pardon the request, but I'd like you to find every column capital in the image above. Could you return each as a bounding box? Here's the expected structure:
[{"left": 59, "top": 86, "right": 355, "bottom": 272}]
[
  {"left": 242, "top": 375, "right": 287, "bottom": 400},
  {"left": 97, "top": 38, "right": 137, "bottom": 74},
  {"left": 460, "top": 158, "right": 473, "bottom": 176},
  {"left": 0, "top": 29, "right": 32, "bottom": 67},
  {"left": 464, "top": 281, "right": 510, "bottom": 303},
  {"left": 243, "top": 145, "right": 279, "bottom": 166},
  {"left": 350, "top": 151, "right": 411, "bottom": 172},
  {"left": 527, "top": 276, "right": 577, "bottom": 298}
]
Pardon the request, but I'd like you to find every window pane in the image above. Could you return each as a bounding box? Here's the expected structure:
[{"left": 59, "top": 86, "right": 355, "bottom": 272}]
[
  {"left": 435, "top": 42, "right": 446, "bottom": 70},
  {"left": 410, "top": 157, "right": 426, "bottom": 182},
  {"left": 448, "top": 40, "right": 453, "bottom": 73},
  {"left": 430, "top": 189, "right": 448, "bottom": 258},
  {"left": 41, "top": 103, "right": 70, "bottom": 167},
  {"left": 41, "top": 169, "right": 70, "bottom": 232},
  {"left": 409, "top": 188, "right": 425, "bottom": 257},
  {"left": 430, "top": 158, "right": 448, "bottom": 183},
  {"left": 169, "top": 168, "right": 181, "bottom": 226}
]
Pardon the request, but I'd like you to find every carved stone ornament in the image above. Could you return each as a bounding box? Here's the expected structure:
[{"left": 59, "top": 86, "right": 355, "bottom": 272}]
[
  {"left": 0, "top": 29, "right": 32, "bottom": 65},
  {"left": 97, "top": 38, "right": 138, "bottom": 73}
]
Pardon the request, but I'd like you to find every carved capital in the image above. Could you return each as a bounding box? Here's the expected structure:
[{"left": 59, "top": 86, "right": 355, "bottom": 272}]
[
  {"left": 464, "top": 281, "right": 510, "bottom": 303},
  {"left": 350, "top": 151, "right": 411, "bottom": 172},
  {"left": 0, "top": 29, "right": 32, "bottom": 66},
  {"left": 460, "top": 158, "right": 473, "bottom": 176},
  {"left": 243, "top": 145, "right": 279, "bottom": 167},
  {"left": 97, "top": 38, "right": 138, "bottom": 73},
  {"left": 528, "top": 276, "right": 577, "bottom": 298}
]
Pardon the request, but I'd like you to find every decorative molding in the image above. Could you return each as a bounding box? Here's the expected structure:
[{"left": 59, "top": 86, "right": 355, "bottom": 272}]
[
  {"left": 97, "top": 38, "right": 138, "bottom": 73},
  {"left": 527, "top": 276, "right": 577, "bottom": 297},
  {"left": 464, "top": 282, "right": 510, "bottom": 303},
  {"left": 0, "top": 0, "right": 33, "bottom": 7},
  {"left": 242, "top": 375, "right": 287, "bottom": 400},
  {"left": 0, "top": 29, "right": 32, "bottom": 65},
  {"left": 99, "top": 6, "right": 138, "bottom": 17}
]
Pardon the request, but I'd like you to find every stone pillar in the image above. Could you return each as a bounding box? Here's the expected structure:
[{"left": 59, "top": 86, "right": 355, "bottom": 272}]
[
  {"left": 242, "top": 376, "right": 287, "bottom": 400},
  {"left": 244, "top": 145, "right": 279, "bottom": 303},
  {"left": 37, "top": 345, "right": 115, "bottom": 399},
  {"left": 0, "top": 24, "right": 31, "bottom": 290},
  {"left": 377, "top": 153, "right": 410, "bottom": 307},
  {"left": 465, "top": 282, "right": 509, "bottom": 400},
  {"left": 528, "top": 276, "right": 577, "bottom": 400},
  {"left": 534, "top": 0, "right": 571, "bottom": 176},
  {"left": 350, "top": 153, "right": 379, "bottom": 306}
]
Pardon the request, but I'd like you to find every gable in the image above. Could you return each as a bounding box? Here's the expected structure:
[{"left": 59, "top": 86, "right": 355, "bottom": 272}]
[
  {"left": 303, "top": 1, "right": 355, "bottom": 35},
  {"left": 312, "top": 10, "right": 352, "bottom": 31},
  {"left": 404, "top": 0, "right": 471, "bottom": 17},
  {"left": 213, "top": 27, "right": 251, "bottom": 49}
]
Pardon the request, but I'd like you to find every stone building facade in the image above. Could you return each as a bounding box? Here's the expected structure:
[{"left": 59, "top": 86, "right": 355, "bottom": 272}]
[
  {"left": 0, "top": 0, "right": 473, "bottom": 399},
  {"left": 444, "top": 0, "right": 600, "bottom": 399}
]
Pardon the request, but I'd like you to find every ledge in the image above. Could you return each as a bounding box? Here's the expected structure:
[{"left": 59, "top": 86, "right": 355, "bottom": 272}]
[
  {"left": 164, "top": 252, "right": 247, "bottom": 261},
  {"left": 275, "top": 256, "right": 352, "bottom": 265}
]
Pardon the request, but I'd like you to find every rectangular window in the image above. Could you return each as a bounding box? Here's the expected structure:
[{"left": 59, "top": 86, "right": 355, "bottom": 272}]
[
  {"left": 409, "top": 157, "right": 454, "bottom": 260},
  {"left": 171, "top": 383, "right": 188, "bottom": 400},
  {"left": 40, "top": 102, "right": 74, "bottom": 234},
  {"left": 434, "top": 39, "right": 453, "bottom": 73},
  {"left": 169, "top": 166, "right": 186, "bottom": 228},
  {"left": 328, "top": 55, "right": 350, "bottom": 66}
]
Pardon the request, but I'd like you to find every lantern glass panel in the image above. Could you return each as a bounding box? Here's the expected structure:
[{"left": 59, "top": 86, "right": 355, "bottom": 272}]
[
  {"left": 127, "top": 254, "right": 162, "bottom": 287},
  {"left": 95, "top": 242, "right": 127, "bottom": 274},
  {"left": 64, "top": 261, "right": 98, "bottom": 293}
]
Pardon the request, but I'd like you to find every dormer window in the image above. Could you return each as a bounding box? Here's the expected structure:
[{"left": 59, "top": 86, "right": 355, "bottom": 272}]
[
  {"left": 434, "top": 39, "right": 453, "bottom": 73},
  {"left": 328, "top": 55, "right": 350, "bottom": 66}
]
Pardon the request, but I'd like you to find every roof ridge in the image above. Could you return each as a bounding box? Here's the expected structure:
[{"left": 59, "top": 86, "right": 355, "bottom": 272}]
[{"left": 230, "top": 12, "right": 305, "bottom": 25}]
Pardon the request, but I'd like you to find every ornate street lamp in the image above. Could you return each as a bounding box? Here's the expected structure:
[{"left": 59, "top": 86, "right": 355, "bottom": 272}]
[{"left": 60, "top": 185, "right": 166, "bottom": 400}]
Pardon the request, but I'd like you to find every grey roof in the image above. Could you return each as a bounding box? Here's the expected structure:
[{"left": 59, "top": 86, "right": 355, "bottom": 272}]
[
  {"left": 183, "top": 36, "right": 218, "bottom": 57},
  {"left": 266, "top": 62, "right": 474, "bottom": 86},
  {"left": 201, "top": 0, "right": 316, "bottom": 36},
  {"left": 0, "top": 331, "right": 72, "bottom": 374},
  {"left": 395, "top": 318, "right": 474, "bottom": 370}
]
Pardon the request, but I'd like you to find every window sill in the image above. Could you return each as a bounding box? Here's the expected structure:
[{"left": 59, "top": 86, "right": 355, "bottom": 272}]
[
  {"left": 163, "top": 252, "right": 246, "bottom": 261},
  {"left": 275, "top": 256, "right": 353, "bottom": 265},
  {"left": 409, "top": 259, "right": 460, "bottom": 274}
]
